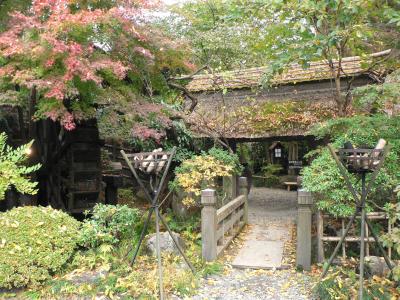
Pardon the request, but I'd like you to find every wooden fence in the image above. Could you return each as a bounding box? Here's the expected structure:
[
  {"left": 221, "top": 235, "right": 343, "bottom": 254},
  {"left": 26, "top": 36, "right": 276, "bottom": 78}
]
[
  {"left": 316, "top": 211, "right": 392, "bottom": 262},
  {"left": 296, "top": 191, "right": 393, "bottom": 270},
  {"left": 201, "top": 177, "right": 248, "bottom": 261}
]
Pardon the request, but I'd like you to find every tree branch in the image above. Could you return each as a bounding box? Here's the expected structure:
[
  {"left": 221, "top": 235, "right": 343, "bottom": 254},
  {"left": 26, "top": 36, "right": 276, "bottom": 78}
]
[
  {"left": 166, "top": 81, "right": 198, "bottom": 113},
  {"left": 167, "top": 65, "right": 212, "bottom": 113},
  {"left": 173, "top": 65, "right": 211, "bottom": 81}
]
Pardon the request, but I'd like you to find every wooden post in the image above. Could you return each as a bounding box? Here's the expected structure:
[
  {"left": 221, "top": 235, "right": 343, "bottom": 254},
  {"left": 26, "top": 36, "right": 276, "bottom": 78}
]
[
  {"left": 239, "top": 177, "right": 248, "bottom": 224},
  {"left": 288, "top": 142, "right": 299, "bottom": 175},
  {"left": 388, "top": 218, "right": 392, "bottom": 259},
  {"left": 342, "top": 219, "right": 346, "bottom": 259},
  {"left": 317, "top": 210, "right": 325, "bottom": 263},
  {"left": 365, "top": 222, "right": 370, "bottom": 257},
  {"left": 201, "top": 189, "right": 217, "bottom": 261},
  {"left": 296, "top": 189, "right": 313, "bottom": 271}
]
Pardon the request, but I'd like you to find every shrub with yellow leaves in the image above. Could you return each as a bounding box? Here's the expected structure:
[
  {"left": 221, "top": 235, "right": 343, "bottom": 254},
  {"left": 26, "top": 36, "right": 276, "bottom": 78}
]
[{"left": 170, "top": 148, "right": 242, "bottom": 208}]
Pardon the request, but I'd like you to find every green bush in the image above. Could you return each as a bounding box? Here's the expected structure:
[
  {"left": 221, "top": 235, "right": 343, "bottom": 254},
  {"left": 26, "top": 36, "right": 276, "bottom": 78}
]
[
  {"left": 0, "top": 206, "right": 80, "bottom": 288},
  {"left": 79, "top": 204, "right": 140, "bottom": 248},
  {"left": 302, "top": 115, "right": 400, "bottom": 217},
  {"left": 261, "top": 164, "right": 283, "bottom": 187}
]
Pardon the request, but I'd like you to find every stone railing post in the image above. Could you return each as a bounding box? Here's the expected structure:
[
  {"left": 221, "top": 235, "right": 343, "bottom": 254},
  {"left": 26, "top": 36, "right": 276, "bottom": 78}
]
[
  {"left": 238, "top": 177, "right": 248, "bottom": 224},
  {"left": 296, "top": 189, "right": 313, "bottom": 271},
  {"left": 201, "top": 188, "right": 217, "bottom": 261}
]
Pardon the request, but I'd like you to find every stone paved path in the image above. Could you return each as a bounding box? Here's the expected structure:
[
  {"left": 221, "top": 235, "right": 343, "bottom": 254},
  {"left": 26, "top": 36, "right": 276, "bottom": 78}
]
[
  {"left": 232, "top": 188, "right": 296, "bottom": 269},
  {"left": 188, "top": 187, "right": 314, "bottom": 300}
]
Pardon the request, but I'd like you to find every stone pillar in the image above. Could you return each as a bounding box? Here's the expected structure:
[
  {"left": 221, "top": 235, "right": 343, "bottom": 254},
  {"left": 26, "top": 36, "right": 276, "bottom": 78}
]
[
  {"left": 296, "top": 189, "right": 313, "bottom": 271},
  {"left": 201, "top": 189, "right": 217, "bottom": 261},
  {"left": 239, "top": 177, "right": 248, "bottom": 224}
]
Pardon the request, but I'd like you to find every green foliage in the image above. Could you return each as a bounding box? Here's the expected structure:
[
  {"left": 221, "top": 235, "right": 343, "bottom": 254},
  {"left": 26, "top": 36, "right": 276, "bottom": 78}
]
[
  {"left": 165, "top": 0, "right": 271, "bottom": 70},
  {"left": 382, "top": 194, "right": 400, "bottom": 281},
  {"left": 353, "top": 69, "right": 400, "bottom": 113},
  {"left": 79, "top": 204, "right": 140, "bottom": 249},
  {"left": 255, "top": 0, "right": 399, "bottom": 114},
  {"left": 0, "top": 206, "right": 221, "bottom": 298},
  {"left": 117, "top": 188, "right": 135, "bottom": 206},
  {"left": 0, "top": 132, "right": 41, "bottom": 200},
  {"left": 302, "top": 115, "right": 400, "bottom": 217},
  {"left": 0, "top": 206, "right": 80, "bottom": 289},
  {"left": 168, "top": 0, "right": 399, "bottom": 72},
  {"left": 166, "top": 212, "right": 200, "bottom": 235},
  {"left": 261, "top": 164, "right": 283, "bottom": 187},
  {"left": 164, "top": 120, "right": 195, "bottom": 163},
  {"left": 205, "top": 147, "right": 243, "bottom": 174}
]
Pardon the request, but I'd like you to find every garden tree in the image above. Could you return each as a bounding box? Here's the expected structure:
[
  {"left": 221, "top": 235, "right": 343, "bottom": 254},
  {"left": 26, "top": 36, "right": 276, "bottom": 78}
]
[
  {"left": 170, "top": 0, "right": 400, "bottom": 115},
  {"left": 258, "top": 0, "right": 400, "bottom": 116},
  {"left": 0, "top": 206, "right": 80, "bottom": 288},
  {"left": 164, "top": 0, "right": 270, "bottom": 70},
  {"left": 0, "top": 0, "right": 192, "bottom": 144},
  {"left": 302, "top": 67, "right": 400, "bottom": 213}
]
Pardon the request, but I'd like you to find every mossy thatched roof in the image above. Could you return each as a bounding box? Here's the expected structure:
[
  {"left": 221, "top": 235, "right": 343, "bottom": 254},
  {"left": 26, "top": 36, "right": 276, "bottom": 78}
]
[{"left": 186, "top": 50, "right": 391, "bottom": 92}]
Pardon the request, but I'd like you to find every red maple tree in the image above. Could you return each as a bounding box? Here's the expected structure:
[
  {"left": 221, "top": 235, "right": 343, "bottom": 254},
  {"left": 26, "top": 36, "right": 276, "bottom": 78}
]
[{"left": 0, "top": 0, "right": 188, "bottom": 134}]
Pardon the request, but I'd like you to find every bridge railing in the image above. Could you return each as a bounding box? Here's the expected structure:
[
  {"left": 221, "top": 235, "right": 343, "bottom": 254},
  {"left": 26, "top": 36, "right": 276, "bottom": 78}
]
[{"left": 201, "top": 177, "right": 248, "bottom": 261}]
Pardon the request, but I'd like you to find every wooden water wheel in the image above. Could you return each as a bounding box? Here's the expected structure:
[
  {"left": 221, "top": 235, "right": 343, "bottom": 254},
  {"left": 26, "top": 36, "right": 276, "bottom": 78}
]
[{"left": 35, "top": 119, "right": 105, "bottom": 213}]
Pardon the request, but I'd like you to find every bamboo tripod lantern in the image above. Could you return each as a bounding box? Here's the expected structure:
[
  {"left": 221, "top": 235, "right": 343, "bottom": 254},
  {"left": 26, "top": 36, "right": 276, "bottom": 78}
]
[
  {"left": 321, "top": 140, "right": 394, "bottom": 299},
  {"left": 121, "top": 147, "right": 195, "bottom": 300}
]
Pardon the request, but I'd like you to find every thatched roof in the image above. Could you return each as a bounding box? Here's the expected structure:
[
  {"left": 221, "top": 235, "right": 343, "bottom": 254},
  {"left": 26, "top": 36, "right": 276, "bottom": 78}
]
[{"left": 186, "top": 50, "right": 391, "bottom": 92}]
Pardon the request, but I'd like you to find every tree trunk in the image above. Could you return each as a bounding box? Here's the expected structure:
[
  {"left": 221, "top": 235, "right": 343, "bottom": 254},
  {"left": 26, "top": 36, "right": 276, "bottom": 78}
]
[{"left": 334, "top": 57, "right": 346, "bottom": 116}]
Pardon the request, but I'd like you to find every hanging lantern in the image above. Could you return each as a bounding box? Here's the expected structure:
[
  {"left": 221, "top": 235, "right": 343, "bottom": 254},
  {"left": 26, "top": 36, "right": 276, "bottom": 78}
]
[{"left": 274, "top": 146, "right": 282, "bottom": 158}]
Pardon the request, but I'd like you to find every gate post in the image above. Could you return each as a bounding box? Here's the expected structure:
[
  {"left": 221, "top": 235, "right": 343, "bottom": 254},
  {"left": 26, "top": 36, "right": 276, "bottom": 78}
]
[
  {"left": 238, "top": 177, "right": 248, "bottom": 224},
  {"left": 201, "top": 189, "right": 217, "bottom": 261},
  {"left": 296, "top": 189, "right": 313, "bottom": 271}
]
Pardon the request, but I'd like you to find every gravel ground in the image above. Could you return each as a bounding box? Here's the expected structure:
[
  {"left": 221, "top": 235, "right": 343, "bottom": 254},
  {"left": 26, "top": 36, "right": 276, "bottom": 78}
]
[
  {"left": 185, "top": 187, "right": 315, "bottom": 300},
  {"left": 190, "top": 268, "right": 313, "bottom": 300}
]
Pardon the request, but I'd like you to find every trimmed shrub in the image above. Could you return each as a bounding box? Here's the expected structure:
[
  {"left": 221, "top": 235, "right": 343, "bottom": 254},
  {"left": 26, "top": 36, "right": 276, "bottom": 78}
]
[
  {"left": 78, "top": 204, "right": 140, "bottom": 248},
  {"left": 0, "top": 206, "right": 80, "bottom": 288}
]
